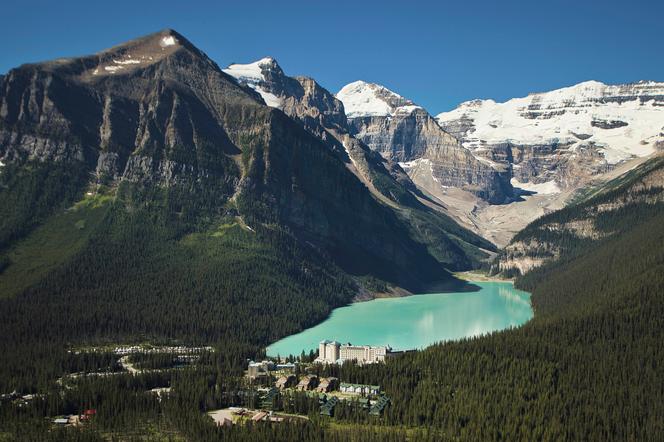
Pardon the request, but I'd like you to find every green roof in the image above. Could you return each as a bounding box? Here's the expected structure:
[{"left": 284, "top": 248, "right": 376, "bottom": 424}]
[
  {"left": 320, "top": 396, "right": 339, "bottom": 416},
  {"left": 369, "top": 396, "right": 390, "bottom": 415},
  {"left": 339, "top": 383, "right": 380, "bottom": 389}
]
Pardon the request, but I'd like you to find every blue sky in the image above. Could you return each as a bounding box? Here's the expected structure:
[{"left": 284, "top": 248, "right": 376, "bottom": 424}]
[{"left": 2, "top": 0, "right": 661, "bottom": 113}]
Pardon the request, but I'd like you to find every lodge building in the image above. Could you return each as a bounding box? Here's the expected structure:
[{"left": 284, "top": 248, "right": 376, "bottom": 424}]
[{"left": 316, "top": 340, "right": 392, "bottom": 364}]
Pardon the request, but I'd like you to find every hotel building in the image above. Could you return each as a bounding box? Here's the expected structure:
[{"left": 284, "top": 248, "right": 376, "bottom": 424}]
[{"left": 316, "top": 340, "right": 392, "bottom": 364}]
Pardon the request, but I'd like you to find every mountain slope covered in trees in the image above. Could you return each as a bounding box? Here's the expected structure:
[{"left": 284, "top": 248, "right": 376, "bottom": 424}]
[
  {"left": 0, "top": 29, "right": 493, "bottom": 396},
  {"left": 494, "top": 154, "right": 664, "bottom": 276},
  {"left": 327, "top": 154, "right": 664, "bottom": 440}
]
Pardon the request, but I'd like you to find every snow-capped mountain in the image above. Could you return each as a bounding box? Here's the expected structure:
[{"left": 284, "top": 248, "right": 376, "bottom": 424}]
[
  {"left": 223, "top": 57, "right": 284, "bottom": 107},
  {"left": 0, "top": 29, "right": 492, "bottom": 294},
  {"left": 220, "top": 57, "right": 496, "bottom": 266},
  {"left": 437, "top": 80, "right": 664, "bottom": 188},
  {"left": 337, "top": 81, "right": 513, "bottom": 203},
  {"left": 337, "top": 81, "right": 423, "bottom": 118}
]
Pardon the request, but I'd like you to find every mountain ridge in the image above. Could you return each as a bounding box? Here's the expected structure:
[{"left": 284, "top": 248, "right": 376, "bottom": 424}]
[
  {"left": 335, "top": 79, "right": 514, "bottom": 204},
  {"left": 222, "top": 56, "right": 496, "bottom": 268},
  {"left": 0, "top": 29, "right": 490, "bottom": 301}
]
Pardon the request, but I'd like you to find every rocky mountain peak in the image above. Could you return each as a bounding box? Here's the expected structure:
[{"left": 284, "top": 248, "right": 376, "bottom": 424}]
[
  {"left": 336, "top": 81, "right": 422, "bottom": 118},
  {"left": 9, "top": 28, "right": 222, "bottom": 87},
  {"left": 335, "top": 81, "right": 513, "bottom": 204},
  {"left": 223, "top": 57, "right": 283, "bottom": 84},
  {"left": 222, "top": 57, "right": 289, "bottom": 107}
]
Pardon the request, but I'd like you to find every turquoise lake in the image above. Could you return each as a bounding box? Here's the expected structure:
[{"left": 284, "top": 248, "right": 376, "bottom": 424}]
[{"left": 266, "top": 281, "right": 533, "bottom": 357}]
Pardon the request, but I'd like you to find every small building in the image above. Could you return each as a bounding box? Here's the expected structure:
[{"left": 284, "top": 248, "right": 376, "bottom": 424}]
[
  {"left": 296, "top": 375, "right": 318, "bottom": 391},
  {"left": 369, "top": 395, "right": 390, "bottom": 416},
  {"left": 148, "top": 387, "right": 172, "bottom": 402},
  {"left": 80, "top": 409, "right": 97, "bottom": 421},
  {"left": 275, "top": 374, "right": 296, "bottom": 390},
  {"left": 316, "top": 377, "right": 338, "bottom": 393},
  {"left": 339, "top": 383, "right": 381, "bottom": 396},
  {"left": 53, "top": 418, "right": 69, "bottom": 426},
  {"left": 320, "top": 396, "right": 339, "bottom": 416},
  {"left": 252, "top": 411, "right": 268, "bottom": 422},
  {"left": 260, "top": 387, "right": 279, "bottom": 410},
  {"left": 275, "top": 363, "right": 296, "bottom": 373}
]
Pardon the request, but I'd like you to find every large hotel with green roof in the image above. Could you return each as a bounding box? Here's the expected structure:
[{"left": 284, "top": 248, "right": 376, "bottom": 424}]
[{"left": 317, "top": 340, "right": 392, "bottom": 364}]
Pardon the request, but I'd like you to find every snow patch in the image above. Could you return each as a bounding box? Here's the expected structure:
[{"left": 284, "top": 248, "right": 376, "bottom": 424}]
[
  {"left": 254, "top": 88, "right": 282, "bottom": 108},
  {"left": 511, "top": 178, "right": 561, "bottom": 195},
  {"left": 342, "top": 142, "right": 358, "bottom": 170},
  {"left": 399, "top": 158, "right": 440, "bottom": 184},
  {"left": 113, "top": 58, "right": 141, "bottom": 65},
  {"left": 222, "top": 58, "right": 283, "bottom": 109},
  {"left": 394, "top": 105, "right": 423, "bottom": 115},
  {"left": 104, "top": 65, "right": 123, "bottom": 73},
  {"left": 223, "top": 58, "right": 276, "bottom": 84},
  {"left": 337, "top": 81, "right": 421, "bottom": 118},
  {"left": 160, "top": 35, "right": 177, "bottom": 47},
  {"left": 337, "top": 81, "right": 393, "bottom": 117}
]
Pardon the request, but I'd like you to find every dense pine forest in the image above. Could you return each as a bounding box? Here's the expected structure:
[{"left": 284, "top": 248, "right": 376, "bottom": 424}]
[{"left": 1, "top": 156, "right": 662, "bottom": 440}]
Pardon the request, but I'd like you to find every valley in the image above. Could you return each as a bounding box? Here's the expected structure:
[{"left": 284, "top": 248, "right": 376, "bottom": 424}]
[{"left": 0, "top": 23, "right": 662, "bottom": 442}]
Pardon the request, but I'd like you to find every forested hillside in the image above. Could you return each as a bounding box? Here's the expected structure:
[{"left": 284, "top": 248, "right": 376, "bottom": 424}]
[
  {"left": 330, "top": 155, "right": 664, "bottom": 440},
  {"left": 495, "top": 155, "right": 664, "bottom": 276},
  {"left": 2, "top": 157, "right": 661, "bottom": 441},
  {"left": 0, "top": 30, "right": 490, "bottom": 440}
]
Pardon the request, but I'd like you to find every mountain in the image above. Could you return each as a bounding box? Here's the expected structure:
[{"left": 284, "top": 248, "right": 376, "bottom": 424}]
[
  {"left": 344, "top": 153, "right": 664, "bottom": 441},
  {"left": 222, "top": 57, "right": 496, "bottom": 270},
  {"left": 223, "top": 57, "right": 425, "bottom": 209},
  {"left": 437, "top": 80, "right": 664, "bottom": 189},
  {"left": 0, "top": 28, "right": 499, "bottom": 362},
  {"left": 336, "top": 81, "right": 513, "bottom": 204},
  {"left": 494, "top": 154, "right": 664, "bottom": 276},
  {"left": 407, "top": 80, "right": 664, "bottom": 246}
]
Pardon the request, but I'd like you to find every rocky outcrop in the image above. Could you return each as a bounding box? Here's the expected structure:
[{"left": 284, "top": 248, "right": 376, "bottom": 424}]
[
  {"left": 336, "top": 81, "right": 513, "bottom": 204},
  {"left": 224, "top": 58, "right": 432, "bottom": 208}
]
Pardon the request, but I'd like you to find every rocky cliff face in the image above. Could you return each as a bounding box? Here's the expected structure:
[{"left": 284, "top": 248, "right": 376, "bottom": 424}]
[
  {"left": 336, "top": 81, "right": 513, "bottom": 204},
  {"left": 223, "top": 57, "right": 496, "bottom": 269},
  {"left": 223, "top": 59, "right": 402, "bottom": 197},
  {"left": 0, "top": 30, "right": 493, "bottom": 292},
  {"left": 0, "top": 30, "right": 251, "bottom": 188},
  {"left": 437, "top": 80, "right": 664, "bottom": 192}
]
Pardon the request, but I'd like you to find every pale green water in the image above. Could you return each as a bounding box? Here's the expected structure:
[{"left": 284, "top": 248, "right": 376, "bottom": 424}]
[{"left": 267, "top": 281, "right": 532, "bottom": 357}]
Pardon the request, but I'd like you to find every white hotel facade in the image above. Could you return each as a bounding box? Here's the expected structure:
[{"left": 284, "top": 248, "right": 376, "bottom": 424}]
[{"left": 317, "top": 340, "right": 391, "bottom": 364}]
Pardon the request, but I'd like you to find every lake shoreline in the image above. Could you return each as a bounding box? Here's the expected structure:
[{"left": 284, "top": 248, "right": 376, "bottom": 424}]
[
  {"left": 354, "top": 271, "right": 498, "bottom": 303},
  {"left": 267, "top": 281, "right": 533, "bottom": 357},
  {"left": 453, "top": 270, "right": 514, "bottom": 283}
]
